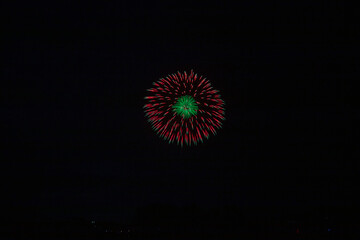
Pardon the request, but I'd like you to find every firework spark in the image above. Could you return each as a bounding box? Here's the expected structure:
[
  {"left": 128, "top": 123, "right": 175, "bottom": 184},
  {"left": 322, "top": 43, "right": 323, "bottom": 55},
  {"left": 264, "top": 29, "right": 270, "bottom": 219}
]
[{"left": 144, "top": 70, "right": 225, "bottom": 146}]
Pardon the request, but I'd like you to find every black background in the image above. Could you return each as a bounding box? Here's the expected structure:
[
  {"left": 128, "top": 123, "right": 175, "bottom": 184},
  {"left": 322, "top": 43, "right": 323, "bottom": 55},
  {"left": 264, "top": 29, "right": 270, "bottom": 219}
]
[{"left": 2, "top": 1, "right": 359, "bottom": 239}]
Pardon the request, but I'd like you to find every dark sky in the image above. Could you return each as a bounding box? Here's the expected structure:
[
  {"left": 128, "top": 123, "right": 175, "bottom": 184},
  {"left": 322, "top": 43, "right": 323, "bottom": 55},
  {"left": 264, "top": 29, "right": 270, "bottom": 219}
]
[{"left": 3, "top": 0, "right": 358, "bottom": 224}]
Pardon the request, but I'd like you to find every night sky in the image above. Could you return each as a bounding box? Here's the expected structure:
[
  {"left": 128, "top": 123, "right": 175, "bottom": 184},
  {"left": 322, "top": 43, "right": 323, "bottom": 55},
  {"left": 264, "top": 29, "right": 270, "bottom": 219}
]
[{"left": 2, "top": 0, "right": 359, "bottom": 238}]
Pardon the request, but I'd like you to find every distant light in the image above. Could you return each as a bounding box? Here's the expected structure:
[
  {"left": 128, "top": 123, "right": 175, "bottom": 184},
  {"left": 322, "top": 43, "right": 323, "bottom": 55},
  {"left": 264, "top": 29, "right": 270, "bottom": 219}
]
[
  {"left": 328, "top": 228, "right": 332, "bottom": 232},
  {"left": 91, "top": 221, "right": 95, "bottom": 224},
  {"left": 128, "top": 229, "right": 130, "bottom": 232}
]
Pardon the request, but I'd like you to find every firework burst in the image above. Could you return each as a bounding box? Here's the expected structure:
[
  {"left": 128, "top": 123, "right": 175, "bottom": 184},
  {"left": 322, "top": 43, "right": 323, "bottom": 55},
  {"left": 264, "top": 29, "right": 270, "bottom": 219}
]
[{"left": 144, "top": 70, "right": 225, "bottom": 146}]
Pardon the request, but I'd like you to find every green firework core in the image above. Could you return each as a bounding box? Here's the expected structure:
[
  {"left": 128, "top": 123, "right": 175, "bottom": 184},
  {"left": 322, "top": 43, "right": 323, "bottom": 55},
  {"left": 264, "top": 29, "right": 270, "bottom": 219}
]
[{"left": 172, "top": 95, "right": 198, "bottom": 119}]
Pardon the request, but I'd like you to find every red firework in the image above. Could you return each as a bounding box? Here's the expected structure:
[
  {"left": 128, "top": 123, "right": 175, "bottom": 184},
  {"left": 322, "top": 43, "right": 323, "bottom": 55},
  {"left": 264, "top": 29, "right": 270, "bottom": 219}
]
[{"left": 144, "top": 70, "right": 225, "bottom": 146}]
